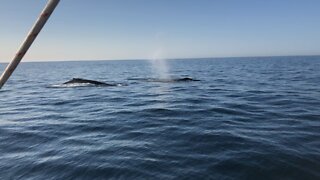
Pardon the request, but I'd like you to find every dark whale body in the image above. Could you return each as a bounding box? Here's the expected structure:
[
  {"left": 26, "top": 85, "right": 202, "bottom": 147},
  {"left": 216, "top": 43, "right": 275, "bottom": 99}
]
[
  {"left": 174, "top": 77, "right": 200, "bottom": 82},
  {"left": 148, "top": 77, "right": 200, "bottom": 83},
  {"left": 128, "top": 77, "right": 200, "bottom": 83},
  {"left": 63, "top": 78, "right": 114, "bottom": 86}
]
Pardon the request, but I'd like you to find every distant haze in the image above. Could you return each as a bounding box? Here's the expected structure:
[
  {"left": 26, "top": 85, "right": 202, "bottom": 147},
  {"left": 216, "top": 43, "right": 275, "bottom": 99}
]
[{"left": 1, "top": 0, "right": 320, "bottom": 62}]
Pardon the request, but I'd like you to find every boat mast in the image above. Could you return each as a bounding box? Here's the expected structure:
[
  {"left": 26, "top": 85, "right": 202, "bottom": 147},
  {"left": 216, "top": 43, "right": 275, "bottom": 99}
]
[{"left": 0, "top": 0, "right": 60, "bottom": 89}]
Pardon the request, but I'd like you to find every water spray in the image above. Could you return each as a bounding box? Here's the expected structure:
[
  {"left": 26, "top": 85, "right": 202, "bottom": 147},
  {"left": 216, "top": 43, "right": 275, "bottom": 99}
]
[
  {"left": 0, "top": 0, "right": 60, "bottom": 89},
  {"left": 150, "top": 47, "right": 170, "bottom": 80}
]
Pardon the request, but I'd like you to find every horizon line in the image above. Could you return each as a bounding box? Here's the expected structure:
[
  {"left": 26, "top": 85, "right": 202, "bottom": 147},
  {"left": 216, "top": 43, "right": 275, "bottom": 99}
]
[{"left": 0, "top": 54, "right": 319, "bottom": 64}]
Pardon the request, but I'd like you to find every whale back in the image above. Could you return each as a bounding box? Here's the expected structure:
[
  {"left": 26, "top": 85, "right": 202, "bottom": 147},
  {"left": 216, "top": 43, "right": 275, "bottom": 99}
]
[{"left": 63, "top": 78, "right": 109, "bottom": 86}]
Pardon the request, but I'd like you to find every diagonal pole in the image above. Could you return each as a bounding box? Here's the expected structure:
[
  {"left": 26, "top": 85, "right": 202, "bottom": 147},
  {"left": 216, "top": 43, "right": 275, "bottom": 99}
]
[{"left": 0, "top": 0, "right": 60, "bottom": 89}]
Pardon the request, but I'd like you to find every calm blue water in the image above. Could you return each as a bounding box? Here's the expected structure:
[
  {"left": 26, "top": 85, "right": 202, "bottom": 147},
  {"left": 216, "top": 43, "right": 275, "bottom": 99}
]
[{"left": 0, "top": 56, "right": 320, "bottom": 179}]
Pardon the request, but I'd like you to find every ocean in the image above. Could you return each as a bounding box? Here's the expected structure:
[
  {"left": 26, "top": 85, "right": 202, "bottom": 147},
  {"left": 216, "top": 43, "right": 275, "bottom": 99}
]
[{"left": 0, "top": 56, "right": 319, "bottom": 179}]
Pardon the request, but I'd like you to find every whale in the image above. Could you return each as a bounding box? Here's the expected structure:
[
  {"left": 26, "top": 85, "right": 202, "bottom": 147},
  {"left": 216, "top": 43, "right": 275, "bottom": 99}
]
[
  {"left": 151, "top": 77, "right": 200, "bottom": 83},
  {"left": 173, "top": 77, "right": 200, "bottom": 82},
  {"left": 128, "top": 77, "right": 200, "bottom": 83},
  {"left": 63, "top": 78, "right": 115, "bottom": 86}
]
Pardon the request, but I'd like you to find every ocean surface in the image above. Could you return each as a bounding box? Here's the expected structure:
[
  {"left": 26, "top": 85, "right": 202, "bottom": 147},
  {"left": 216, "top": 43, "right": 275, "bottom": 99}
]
[{"left": 0, "top": 56, "right": 319, "bottom": 179}]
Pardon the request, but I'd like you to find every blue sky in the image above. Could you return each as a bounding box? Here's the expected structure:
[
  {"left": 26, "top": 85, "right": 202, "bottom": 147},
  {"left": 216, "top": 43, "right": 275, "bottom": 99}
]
[{"left": 0, "top": 0, "right": 320, "bottom": 62}]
